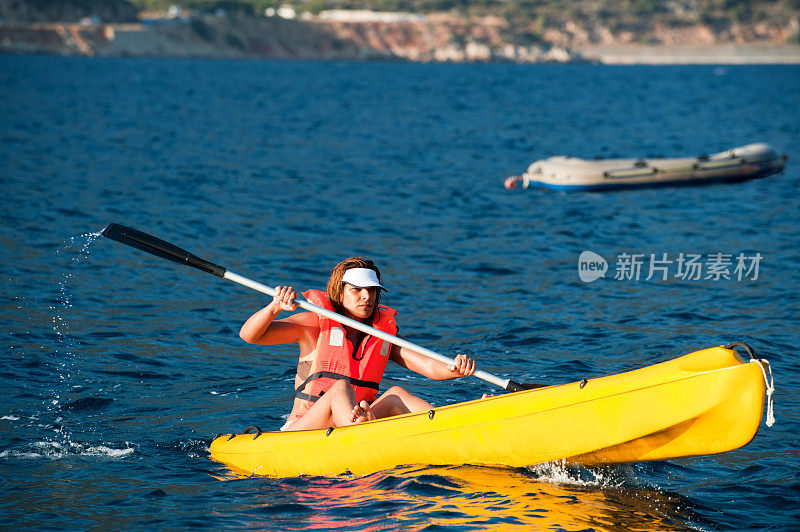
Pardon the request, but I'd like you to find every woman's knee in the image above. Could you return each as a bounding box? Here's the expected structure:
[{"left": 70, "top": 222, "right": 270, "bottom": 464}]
[
  {"left": 384, "top": 385, "right": 409, "bottom": 397},
  {"left": 327, "top": 379, "right": 359, "bottom": 402},
  {"left": 327, "top": 379, "right": 351, "bottom": 394}
]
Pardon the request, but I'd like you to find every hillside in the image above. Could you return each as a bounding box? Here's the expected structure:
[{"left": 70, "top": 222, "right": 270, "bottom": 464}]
[
  {"left": 1, "top": 0, "right": 799, "bottom": 62},
  {"left": 126, "top": 0, "right": 800, "bottom": 45},
  {"left": 0, "top": 0, "right": 138, "bottom": 23}
]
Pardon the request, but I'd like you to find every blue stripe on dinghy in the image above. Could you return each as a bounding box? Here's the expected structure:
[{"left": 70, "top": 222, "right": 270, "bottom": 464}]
[{"left": 531, "top": 171, "right": 778, "bottom": 192}]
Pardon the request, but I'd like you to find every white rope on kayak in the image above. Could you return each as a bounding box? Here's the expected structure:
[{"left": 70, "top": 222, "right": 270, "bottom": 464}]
[
  {"left": 725, "top": 343, "right": 775, "bottom": 428},
  {"left": 752, "top": 358, "right": 775, "bottom": 427}
]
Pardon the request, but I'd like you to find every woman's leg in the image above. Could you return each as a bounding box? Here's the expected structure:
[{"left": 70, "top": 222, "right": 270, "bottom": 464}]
[
  {"left": 370, "top": 386, "right": 433, "bottom": 419},
  {"left": 285, "top": 379, "right": 374, "bottom": 431}
]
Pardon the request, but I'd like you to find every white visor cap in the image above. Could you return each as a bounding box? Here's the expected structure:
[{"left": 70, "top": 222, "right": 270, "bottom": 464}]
[{"left": 342, "top": 268, "right": 386, "bottom": 291}]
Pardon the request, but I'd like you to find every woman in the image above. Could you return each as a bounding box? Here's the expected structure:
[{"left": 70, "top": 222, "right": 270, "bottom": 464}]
[{"left": 239, "top": 257, "right": 477, "bottom": 431}]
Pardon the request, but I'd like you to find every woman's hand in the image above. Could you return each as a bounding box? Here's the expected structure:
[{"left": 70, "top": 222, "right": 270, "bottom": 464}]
[
  {"left": 448, "top": 353, "right": 476, "bottom": 377},
  {"left": 240, "top": 285, "right": 307, "bottom": 345},
  {"left": 272, "top": 285, "right": 298, "bottom": 312},
  {"left": 389, "top": 346, "right": 478, "bottom": 381}
]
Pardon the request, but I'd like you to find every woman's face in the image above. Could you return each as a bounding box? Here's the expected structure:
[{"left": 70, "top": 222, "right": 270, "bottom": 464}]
[{"left": 341, "top": 283, "right": 377, "bottom": 320}]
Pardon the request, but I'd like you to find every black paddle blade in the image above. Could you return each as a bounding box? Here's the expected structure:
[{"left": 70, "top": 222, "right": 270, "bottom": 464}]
[
  {"left": 505, "top": 380, "right": 548, "bottom": 392},
  {"left": 102, "top": 223, "right": 226, "bottom": 278}
]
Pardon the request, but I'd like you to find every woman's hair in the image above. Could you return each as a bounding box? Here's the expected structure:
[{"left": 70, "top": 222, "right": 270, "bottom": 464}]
[{"left": 327, "top": 257, "right": 382, "bottom": 319}]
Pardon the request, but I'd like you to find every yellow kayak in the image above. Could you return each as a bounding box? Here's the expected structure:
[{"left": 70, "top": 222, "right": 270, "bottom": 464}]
[{"left": 209, "top": 344, "right": 773, "bottom": 477}]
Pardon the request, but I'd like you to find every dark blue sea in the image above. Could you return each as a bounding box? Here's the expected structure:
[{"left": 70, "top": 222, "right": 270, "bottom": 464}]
[{"left": 1, "top": 55, "right": 799, "bottom": 530}]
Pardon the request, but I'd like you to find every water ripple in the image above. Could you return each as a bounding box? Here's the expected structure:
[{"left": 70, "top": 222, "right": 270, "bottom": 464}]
[{"left": 1, "top": 56, "right": 798, "bottom": 530}]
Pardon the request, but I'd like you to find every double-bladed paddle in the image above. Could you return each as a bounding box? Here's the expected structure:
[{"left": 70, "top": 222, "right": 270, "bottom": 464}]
[{"left": 101, "top": 223, "right": 543, "bottom": 392}]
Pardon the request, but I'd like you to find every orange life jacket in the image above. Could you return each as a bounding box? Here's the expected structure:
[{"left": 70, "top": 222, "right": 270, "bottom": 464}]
[{"left": 292, "top": 289, "right": 397, "bottom": 416}]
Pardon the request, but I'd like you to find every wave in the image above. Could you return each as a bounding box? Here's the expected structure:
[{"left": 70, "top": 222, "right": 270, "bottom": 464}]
[
  {"left": 0, "top": 439, "right": 135, "bottom": 460},
  {"left": 526, "top": 459, "right": 631, "bottom": 488}
]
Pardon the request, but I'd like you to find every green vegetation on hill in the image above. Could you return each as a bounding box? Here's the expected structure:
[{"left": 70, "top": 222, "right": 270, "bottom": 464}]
[
  {"left": 126, "top": 0, "right": 800, "bottom": 47},
  {"left": 0, "top": 0, "right": 139, "bottom": 23},
  {"left": 129, "top": 0, "right": 800, "bottom": 28}
]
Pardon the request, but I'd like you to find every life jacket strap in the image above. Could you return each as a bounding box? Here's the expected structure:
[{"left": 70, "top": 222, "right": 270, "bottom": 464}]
[{"left": 294, "top": 371, "right": 380, "bottom": 402}]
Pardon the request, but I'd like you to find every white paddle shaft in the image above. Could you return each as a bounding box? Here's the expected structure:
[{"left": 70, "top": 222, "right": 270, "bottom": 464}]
[{"left": 224, "top": 271, "right": 510, "bottom": 389}]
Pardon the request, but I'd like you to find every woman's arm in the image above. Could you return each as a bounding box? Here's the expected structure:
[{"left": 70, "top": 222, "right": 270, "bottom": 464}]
[
  {"left": 239, "top": 285, "right": 317, "bottom": 345},
  {"left": 389, "top": 343, "right": 476, "bottom": 380}
]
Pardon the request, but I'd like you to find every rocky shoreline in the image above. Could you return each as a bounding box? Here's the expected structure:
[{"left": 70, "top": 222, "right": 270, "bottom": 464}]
[
  {"left": 575, "top": 43, "right": 800, "bottom": 65},
  {"left": 2, "top": 12, "right": 800, "bottom": 64}
]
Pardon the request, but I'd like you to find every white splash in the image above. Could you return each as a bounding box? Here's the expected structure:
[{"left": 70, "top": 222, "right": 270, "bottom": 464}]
[
  {"left": 52, "top": 230, "right": 104, "bottom": 343},
  {"left": 526, "top": 459, "right": 623, "bottom": 488},
  {"left": 13, "top": 230, "right": 114, "bottom": 462},
  {"left": 0, "top": 440, "right": 135, "bottom": 460}
]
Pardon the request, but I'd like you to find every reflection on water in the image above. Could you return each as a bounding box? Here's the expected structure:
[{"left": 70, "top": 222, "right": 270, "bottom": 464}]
[{"left": 226, "top": 463, "right": 713, "bottom": 530}]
